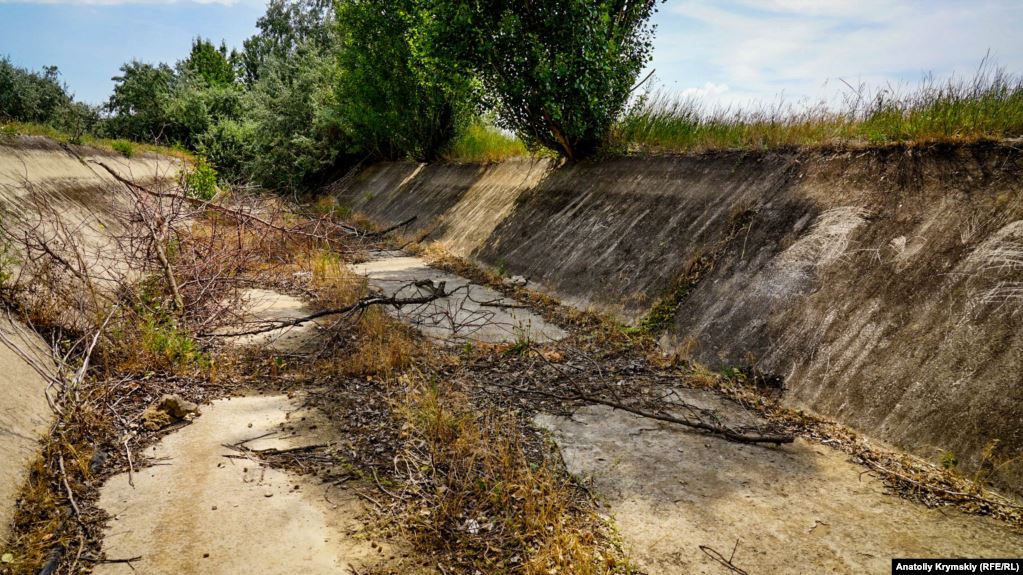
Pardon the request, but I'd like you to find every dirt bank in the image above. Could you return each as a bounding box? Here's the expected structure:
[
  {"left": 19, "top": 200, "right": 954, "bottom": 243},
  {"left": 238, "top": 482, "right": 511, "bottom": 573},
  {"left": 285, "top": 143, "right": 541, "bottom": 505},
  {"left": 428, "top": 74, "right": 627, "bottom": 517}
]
[{"left": 335, "top": 144, "right": 1023, "bottom": 491}]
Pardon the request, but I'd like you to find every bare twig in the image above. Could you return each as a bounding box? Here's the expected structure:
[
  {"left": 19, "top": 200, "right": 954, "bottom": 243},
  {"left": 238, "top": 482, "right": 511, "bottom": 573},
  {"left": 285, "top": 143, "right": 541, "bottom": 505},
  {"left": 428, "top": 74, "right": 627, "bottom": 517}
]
[
  {"left": 700, "top": 543, "right": 749, "bottom": 575},
  {"left": 58, "top": 454, "right": 81, "bottom": 518}
]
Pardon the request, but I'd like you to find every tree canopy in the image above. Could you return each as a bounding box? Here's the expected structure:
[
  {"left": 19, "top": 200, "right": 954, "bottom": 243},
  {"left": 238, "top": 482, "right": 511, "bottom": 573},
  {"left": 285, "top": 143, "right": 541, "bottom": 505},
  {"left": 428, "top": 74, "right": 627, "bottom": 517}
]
[{"left": 6, "top": 0, "right": 664, "bottom": 190}]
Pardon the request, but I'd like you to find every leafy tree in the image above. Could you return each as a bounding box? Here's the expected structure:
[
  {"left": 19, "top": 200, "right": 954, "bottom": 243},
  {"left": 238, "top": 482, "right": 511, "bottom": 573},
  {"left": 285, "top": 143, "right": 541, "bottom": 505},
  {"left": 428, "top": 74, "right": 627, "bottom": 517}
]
[
  {"left": 426, "top": 0, "right": 662, "bottom": 160},
  {"left": 239, "top": 0, "right": 335, "bottom": 85},
  {"left": 334, "top": 0, "right": 471, "bottom": 161},
  {"left": 0, "top": 58, "right": 74, "bottom": 124},
  {"left": 104, "top": 61, "right": 176, "bottom": 143},
  {"left": 245, "top": 45, "right": 343, "bottom": 190},
  {"left": 182, "top": 38, "right": 236, "bottom": 87}
]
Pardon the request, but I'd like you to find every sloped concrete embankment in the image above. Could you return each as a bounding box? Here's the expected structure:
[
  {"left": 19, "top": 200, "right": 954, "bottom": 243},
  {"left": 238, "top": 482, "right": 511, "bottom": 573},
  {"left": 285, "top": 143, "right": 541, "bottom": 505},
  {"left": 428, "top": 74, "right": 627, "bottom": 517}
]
[
  {"left": 335, "top": 144, "right": 1023, "bottom": 491},
  {"left": 0, "top": 136, "right": 182, "bottom": 543}
]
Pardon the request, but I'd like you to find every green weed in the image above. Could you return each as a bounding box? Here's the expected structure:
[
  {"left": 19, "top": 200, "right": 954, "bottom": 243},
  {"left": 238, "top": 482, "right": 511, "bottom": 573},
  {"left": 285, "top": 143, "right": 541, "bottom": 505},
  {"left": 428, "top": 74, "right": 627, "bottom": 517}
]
[
  {"left": 139, "top": 313, "right": 209, "bottom": 371},
  {"left": 444, "top": 121, "right": 527, "bottom": 163},
  {"left": 941, "top": 450, "right": 959, "bottom": 470},
  {"left": 110, "top": 139, "right": 134, "bottom": 158},
  {"left": 184, "top": 157, "right": 218, "bottom": 201}
]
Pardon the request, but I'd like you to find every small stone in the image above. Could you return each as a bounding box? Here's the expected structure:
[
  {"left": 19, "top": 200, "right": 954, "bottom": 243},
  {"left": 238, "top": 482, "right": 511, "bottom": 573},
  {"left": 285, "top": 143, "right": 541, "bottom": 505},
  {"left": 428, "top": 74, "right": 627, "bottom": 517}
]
[
  {"left": 141, "top": 394, "right": 199, "bottom": 431},
  {"left": 211, "top": 505, "right": 217, "bottom": 511},
  {"left": 264, "top": 491, "right": 274, "bottom": 498},
  {"left": 203, "top": 553, "right": 210, "bottom": 559}
]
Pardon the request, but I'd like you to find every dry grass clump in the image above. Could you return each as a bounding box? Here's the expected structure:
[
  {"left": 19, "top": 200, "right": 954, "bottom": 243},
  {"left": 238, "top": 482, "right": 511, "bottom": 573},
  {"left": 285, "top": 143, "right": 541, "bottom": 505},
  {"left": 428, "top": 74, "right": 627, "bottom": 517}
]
[
  {"left": 303, "top": 249, "right": 368, "bottom": 308},
  {"left": 1, "top": 370, "right": 126, "bottom": 574},
  {"left": 393, "top": 374, "right": 630, "bottom": 574},
  {"left": 338, "top": 308, "right": 423, "bottom": 378}
]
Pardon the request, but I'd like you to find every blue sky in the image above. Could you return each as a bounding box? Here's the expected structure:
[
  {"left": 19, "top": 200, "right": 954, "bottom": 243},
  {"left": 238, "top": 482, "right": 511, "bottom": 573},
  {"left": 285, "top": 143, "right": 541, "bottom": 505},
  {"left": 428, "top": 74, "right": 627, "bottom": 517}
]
[{"left": 1, "top": 0, "right": 1022, "bottom": 107}]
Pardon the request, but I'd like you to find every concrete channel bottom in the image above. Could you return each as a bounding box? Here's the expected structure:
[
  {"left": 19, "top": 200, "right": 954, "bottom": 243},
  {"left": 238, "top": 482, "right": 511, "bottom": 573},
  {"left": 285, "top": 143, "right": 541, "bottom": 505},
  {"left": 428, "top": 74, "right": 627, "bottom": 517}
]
[{"left": 350, "top": 254, "right": 566, "bottom": 345}]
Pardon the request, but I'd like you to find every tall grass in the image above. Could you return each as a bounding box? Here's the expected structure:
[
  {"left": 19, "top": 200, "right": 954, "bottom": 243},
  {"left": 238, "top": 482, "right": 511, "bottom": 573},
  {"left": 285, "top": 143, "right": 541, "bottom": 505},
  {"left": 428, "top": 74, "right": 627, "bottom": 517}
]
[
  {"left": 444, "top": 121, "right": 528, "bottom": 163},
  {"left": 617, "top": 65, "right": 1023, "bottom": 153}
]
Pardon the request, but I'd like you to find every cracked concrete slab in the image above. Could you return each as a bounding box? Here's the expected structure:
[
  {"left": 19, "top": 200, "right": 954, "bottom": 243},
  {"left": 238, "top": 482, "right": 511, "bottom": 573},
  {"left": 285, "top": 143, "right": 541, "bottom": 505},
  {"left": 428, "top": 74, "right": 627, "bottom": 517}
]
[{"left": 351, "top": 254, "right": 565, "bottom": 344}]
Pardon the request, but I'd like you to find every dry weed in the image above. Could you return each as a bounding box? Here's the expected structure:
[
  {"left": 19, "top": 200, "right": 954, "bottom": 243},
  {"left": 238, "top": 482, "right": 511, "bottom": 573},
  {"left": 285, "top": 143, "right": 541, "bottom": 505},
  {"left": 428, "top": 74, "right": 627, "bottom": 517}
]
[
  {"left": 394, "top": 373, "right": 631, "bottom": 575},
  {"left": 338, "top": 308, "right": 422, "bottom": 378},
  {"left": 302, "top": 249, "right": 368, "bottom": 308}
]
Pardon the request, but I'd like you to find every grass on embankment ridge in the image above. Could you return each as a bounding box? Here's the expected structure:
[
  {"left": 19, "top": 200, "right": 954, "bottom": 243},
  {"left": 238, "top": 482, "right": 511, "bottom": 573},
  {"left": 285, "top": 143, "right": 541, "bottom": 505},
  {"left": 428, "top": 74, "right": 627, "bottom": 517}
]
[
  {"left": 443, "top": 121, "right": 528, "bottom": 163},
  {"left": 615, "top": 67, "right": 1023, "bottom": 153},
  {"left": 0, "top": 121, "right": 194, "bottom": 161}
]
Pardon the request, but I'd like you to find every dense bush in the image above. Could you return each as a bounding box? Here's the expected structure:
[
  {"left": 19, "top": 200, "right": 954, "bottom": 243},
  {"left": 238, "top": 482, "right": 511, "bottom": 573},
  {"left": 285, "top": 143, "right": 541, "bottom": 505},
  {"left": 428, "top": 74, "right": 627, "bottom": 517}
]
[{"left": 0, "top": 58, "right": 99, "bottom": 140}]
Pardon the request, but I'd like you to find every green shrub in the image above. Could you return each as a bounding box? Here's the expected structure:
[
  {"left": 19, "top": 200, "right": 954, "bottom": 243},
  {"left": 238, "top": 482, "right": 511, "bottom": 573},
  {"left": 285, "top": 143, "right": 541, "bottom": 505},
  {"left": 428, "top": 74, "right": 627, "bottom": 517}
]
[
  {"left": 140, "top": 313, "right": 209, "bottom": 370},
  {"left": 0, "top": 58, "right": 74, "bottom": 125},
  {"left": 110, "top": 139, "right": 134, "bottom": 158},
  {"left": 183, "top": 157, "right": 218, "bottom": 200}
]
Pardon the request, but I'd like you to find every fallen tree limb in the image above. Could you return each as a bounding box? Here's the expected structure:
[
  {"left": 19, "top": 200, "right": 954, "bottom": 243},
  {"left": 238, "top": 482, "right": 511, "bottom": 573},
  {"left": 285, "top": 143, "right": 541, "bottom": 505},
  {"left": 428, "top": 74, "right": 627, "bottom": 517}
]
[
  {"left": 200, "top": 280, "right": 453, "bottom": 338},
  {"left": 587, "top": 394, "right": 794, "bottom": 445},
  {"left": 497, "top": 381, "right": 794, "bottom": 445}
]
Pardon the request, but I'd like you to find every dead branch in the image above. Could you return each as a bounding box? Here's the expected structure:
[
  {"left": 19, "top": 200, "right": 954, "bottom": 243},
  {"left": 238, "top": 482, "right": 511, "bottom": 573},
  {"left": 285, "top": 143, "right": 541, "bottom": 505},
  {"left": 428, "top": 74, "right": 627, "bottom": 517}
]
[
  {"left": 496, "top": 381, "right": 794, "bottom": 445},
  {"left": 58, "top": 454, "right": 81, "bottom": 518},
  {"left": 699, "top": 542, "right": 748, "bottom": 575},
  {"left": 201, "top": 280, "right": 453, "bottom": 338},
  {"left": 93, "top": 161, "right": 362, "bottom": 242}
]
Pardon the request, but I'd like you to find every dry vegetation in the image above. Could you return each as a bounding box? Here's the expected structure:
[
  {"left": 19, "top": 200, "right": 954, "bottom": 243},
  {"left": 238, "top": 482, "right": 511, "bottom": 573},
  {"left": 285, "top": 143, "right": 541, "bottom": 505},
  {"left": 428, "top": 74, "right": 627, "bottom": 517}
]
[
  {"left": 0, "top": 164, "right": 634, "bottom": 574},
  {"left": 0, "top": 121, "right": 193, "bottom": 162},
  {"left": 3, "top": 151, "right": 1021, "bottom": 573},
  {"left": 617, "top": 65, "right": 1023, "bottom": 154},
  {"left": 408, "top": 244, "right": 1023, "bottom": 528}
]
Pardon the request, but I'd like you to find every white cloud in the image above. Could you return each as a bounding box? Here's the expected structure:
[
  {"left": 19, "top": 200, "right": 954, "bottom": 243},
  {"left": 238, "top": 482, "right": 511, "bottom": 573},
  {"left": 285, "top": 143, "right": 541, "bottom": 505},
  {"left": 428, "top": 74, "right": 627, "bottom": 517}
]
[
  {"left": 679, "top": 81, "right": 730, "bottom": 99},
  {"left": 653, "top": 0, "right": 1023, "bottom": 107}
]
